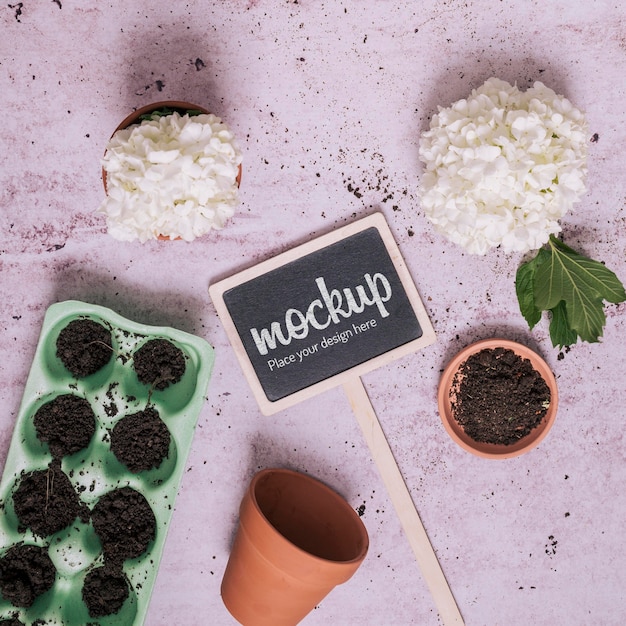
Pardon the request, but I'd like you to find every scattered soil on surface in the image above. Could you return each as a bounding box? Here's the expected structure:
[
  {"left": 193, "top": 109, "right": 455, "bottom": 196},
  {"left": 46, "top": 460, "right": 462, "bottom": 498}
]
[
  {"left": 12, "top": 461, "right": 89, "bottom": 537},
  {"left": 91, "top": 487, "right": 156, "bottom": 566},
  {"left": 56, "top": 318, "right": 113, "bottom": 378},
  {"left": 110, "top": 407, "right": 170, "bottom": 473},
  {"left": 82, "top": 564, "right": 130, "bottom": 618},
  {"left": 0, "top": 544, "right": 56, "bottom": 608},
  {"left": 133, "top": 338, "right": 186, "bottom": 390},
  {"left": 451, "top": 347, "right": 551, "bottom": 445},
  {"left": 33, "top": 394, "right": 96, "bottom": 458}
]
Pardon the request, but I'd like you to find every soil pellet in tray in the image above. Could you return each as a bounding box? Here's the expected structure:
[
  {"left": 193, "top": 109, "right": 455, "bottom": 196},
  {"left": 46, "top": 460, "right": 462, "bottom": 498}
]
[
  {"left": 0, "top": 617, "right": 26, "bottom": 626},
  {"left": 451, "top": 347, "right": 551, "bottom": 445},
  {"left": 56, "top": 318, "right": 113, "bottom": 378},
  {"left": 33, "top": 393, "right": 96, "bottom": 458},
  {"left": 0, "top": 544, "right": 56, "bottom": 608},
  {"left": 110, "top": 407, "right": 170, "bottom": 473},
  {"left": 91, "top": 487, "right": 156, "bottom": 565},
  {"left": 12, "top": 461, "right": 89, "bottom": 537},
  {"left": 133, "top": 338, "right": 186, "bottom": 390},
  {"left": 82, "top": 564, "right": 130, "bottom": 618}
]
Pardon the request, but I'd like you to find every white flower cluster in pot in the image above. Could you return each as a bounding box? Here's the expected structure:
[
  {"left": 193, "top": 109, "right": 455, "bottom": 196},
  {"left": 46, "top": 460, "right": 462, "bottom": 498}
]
[
  {"left": 418, "top": 77, "right": 589, "bottom": 255},
  {"left": 99, "top": 111, "right": 242, "bottom": 242}
]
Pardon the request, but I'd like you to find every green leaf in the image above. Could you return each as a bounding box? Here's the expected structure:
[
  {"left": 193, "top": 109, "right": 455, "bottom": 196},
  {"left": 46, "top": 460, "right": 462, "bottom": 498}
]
[
  {"left": 517, "top": 235, "right": 626, "bottom": 347},
  {"left": 138, "top": 107, "right": 203, "bottom": 122},
  {"left": 548, "top": 301, "right": 579, "bottom": 348},
  {"left": 535, "top": 237, "right": 626, "bottom": 310},
  {"left": 516, "top": 249, "right": 549, "bottom": 329}
]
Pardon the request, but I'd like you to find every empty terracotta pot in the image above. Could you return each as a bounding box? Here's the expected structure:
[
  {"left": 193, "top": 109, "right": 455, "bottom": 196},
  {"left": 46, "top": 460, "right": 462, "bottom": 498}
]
[{"left": 221, "top": 468, "right": 369, "bottom": 625}]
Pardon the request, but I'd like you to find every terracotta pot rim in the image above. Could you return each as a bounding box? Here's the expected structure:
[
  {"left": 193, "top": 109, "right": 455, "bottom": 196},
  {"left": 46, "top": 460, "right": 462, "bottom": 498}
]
[
  {"left": 437, "top": 338, "right": 559, "bottom": 460},
  {"left": 245, "top": 468, "right": 369, "bottom": 568},
  {"left": 111, "top": 100, "right": 212, "bottom": 135}
]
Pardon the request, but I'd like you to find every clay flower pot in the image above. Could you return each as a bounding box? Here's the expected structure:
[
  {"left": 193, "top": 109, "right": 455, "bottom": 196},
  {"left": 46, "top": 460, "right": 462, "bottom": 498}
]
[
  {"left": 102, "top": 101, "right": 243, "bottom": 193},
  {"left": 438, "top": 338, "right": 558, "bottom": 459},
  {"left": 221, "top": 468, "right": 369, "bottom": 626},
  {"left": 101, "top": 100, "right": 242, "bottom": 242}
]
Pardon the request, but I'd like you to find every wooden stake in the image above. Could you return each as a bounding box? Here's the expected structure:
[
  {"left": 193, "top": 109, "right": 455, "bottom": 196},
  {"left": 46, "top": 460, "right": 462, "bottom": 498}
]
[{"left": 343, "top": 376, "right": 464, "bottom": 626}]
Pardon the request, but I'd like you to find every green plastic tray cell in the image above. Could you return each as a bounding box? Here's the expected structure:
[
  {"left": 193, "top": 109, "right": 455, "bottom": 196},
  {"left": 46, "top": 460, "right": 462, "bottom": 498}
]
[{"left": 0, "top": 300, "right": 215, "bottom": 625}]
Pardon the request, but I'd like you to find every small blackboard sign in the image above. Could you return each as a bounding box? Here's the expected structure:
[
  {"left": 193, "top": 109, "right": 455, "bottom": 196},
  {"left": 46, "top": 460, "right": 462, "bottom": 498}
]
[{"left": 210, "top": 213, "right": 435, "bottom": 414}]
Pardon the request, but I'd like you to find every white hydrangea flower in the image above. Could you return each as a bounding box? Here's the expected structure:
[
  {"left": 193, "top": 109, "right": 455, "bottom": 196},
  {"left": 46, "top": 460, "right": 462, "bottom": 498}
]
[
  {"left": 418, "top": 77, "right": 588, "bottom": 255},
  {"left": 99, "top": 111, "right": 242, "bottom": 242}
]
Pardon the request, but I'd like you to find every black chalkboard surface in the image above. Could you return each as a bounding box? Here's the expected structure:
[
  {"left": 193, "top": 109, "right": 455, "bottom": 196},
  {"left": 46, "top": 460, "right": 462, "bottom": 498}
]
[{"left": 210, "top": 213, "right": 435, "bottom": 414}]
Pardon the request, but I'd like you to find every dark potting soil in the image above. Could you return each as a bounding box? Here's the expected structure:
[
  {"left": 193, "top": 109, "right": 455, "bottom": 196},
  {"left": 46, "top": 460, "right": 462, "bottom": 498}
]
[
  {"left": 33, "top": 394, "right": 96, "bottom": 459},
  {"left": 133, "top": 338, "right": 186, "bottom": 390},
  {"left": 110, "top": 407, "right": 170, "bottom": 473},
  {"left": 56, "top": 318, "right": 113, "bottom": 378},
  {"left": 0, "top": 618, "right": 25, "bottom": 626},
  {"left": 0, "top": 544, "right": 56, "bottom": 608},
  {"left": 451, "top": 347, "right": 551, "bottom": 445},
  {"left": 82, "top": 564, "right": 129, "bottom": 618},
  {"left": 12, "top": 461, "right": 89, "bottom": 537},
  {"left": 91, "top": 487, "right": 156, "bottom": 566}
]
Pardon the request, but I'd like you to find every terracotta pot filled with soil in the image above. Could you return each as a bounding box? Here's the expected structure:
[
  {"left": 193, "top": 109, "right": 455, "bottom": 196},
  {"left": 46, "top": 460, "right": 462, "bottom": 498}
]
[
  {"left": 12, "top": 461, "right": 89, "bottom": 537},
  {"left": 0, "top": 544, "right": 56, "bottom": 608},
  {"left": 438, "top": 338, "right": 558, "bottom": 459},
  {"left": 55, "top": 318, "right": 113, "bottom": 378}
]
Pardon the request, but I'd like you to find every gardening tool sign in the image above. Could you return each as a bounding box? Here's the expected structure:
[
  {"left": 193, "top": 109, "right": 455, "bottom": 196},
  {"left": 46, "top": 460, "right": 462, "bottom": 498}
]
[{"left": 210, "top": 212, "right": 435, "bottom": 414}]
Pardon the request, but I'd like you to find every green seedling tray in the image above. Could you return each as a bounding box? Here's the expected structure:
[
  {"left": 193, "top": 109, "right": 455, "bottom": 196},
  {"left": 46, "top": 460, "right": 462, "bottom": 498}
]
[{"left": 0, "top": 300, "right": 215, "bottom": 625}]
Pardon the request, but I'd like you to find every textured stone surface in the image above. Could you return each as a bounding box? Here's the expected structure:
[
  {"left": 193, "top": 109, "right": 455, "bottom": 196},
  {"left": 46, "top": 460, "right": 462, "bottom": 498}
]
[{"left": 1, "top": 1, "right": 625, "bottom": 624}]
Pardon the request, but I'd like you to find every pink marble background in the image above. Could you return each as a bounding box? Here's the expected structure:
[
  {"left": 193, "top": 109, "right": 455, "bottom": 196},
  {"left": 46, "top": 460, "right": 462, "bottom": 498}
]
[{"left": 1, "top": 1, "right": 625, "bottom": 624}]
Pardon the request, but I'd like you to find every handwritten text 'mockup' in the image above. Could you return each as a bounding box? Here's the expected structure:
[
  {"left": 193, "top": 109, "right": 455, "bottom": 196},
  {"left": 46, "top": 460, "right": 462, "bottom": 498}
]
[{"left": 250, "top": 273, "right": 392, "bottom": 355}]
